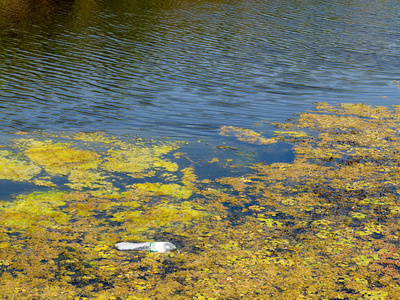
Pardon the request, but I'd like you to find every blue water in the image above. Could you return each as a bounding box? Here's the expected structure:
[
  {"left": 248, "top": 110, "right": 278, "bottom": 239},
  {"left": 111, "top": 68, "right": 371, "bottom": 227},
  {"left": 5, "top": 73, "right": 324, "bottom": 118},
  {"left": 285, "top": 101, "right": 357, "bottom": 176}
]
[{"left": 0, "top": 0, "right": 399, "bottom": 141}]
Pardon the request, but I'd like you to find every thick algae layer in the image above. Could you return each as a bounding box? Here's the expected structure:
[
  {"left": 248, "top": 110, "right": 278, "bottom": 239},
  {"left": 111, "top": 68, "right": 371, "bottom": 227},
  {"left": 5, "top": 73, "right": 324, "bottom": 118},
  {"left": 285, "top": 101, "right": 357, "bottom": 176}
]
[
  {"left": 0, "top": 191, "right": 69, "bottom": 231},
  {"left": 103, "top": 142, "right": 180, "bottom": 177},
  {"left": 0, "top": 150, "right": 41, "bottom": 181},
  {"left": 1, "top": 103, "right": 400, "bottom": 299},
  {"left": 7, "top": 133, "right": 185, "bottom": 194}
]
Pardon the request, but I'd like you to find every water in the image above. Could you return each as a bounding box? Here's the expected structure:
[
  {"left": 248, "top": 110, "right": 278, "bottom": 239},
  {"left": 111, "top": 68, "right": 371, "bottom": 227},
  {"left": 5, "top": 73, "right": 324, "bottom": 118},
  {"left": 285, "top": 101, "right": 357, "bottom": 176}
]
[{"left": 0, "top": 0, "right": 400, "bottom": 141}]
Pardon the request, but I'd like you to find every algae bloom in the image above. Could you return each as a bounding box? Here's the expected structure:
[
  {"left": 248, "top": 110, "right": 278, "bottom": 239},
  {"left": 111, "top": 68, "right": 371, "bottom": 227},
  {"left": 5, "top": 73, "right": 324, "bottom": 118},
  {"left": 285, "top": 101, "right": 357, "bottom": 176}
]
[{"left": 1, "top": 104, "right": 400, "bottom": 299}]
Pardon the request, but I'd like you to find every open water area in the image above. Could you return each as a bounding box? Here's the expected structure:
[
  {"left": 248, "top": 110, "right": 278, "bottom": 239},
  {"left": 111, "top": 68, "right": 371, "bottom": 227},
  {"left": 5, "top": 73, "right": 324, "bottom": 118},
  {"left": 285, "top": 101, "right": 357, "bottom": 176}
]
[{"left": 1, "top": 0, "right": 400, "bottom": 141}]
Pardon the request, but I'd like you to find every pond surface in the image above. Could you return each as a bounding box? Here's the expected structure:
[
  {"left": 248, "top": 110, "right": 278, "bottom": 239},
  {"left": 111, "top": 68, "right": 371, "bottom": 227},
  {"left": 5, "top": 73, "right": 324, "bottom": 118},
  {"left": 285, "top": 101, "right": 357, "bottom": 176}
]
[
  {"left": 1, "top": 0, "right": 399, "bottom": 141},
  {"left": 2, "top": 1, "right": 400, "bottom": 299}
]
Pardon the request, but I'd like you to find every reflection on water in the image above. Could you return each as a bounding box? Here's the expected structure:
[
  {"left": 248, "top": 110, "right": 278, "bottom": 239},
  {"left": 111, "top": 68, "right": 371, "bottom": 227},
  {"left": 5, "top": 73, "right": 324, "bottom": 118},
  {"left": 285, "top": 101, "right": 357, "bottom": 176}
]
[{"left": 0, "top": 0, "right": 399, "bottom": 139}]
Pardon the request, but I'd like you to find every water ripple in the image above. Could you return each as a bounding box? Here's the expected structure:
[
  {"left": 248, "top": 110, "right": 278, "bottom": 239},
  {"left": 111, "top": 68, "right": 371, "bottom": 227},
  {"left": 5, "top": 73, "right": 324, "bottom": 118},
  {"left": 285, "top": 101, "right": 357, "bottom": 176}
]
[{"left": 0, "top": 0, "right": 399, "bottom": 139}]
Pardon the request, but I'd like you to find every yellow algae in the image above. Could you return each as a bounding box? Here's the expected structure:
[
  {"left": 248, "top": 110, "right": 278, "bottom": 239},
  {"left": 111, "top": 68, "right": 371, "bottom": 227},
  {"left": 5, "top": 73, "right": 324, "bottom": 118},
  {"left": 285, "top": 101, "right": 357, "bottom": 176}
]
[
  {"left": 2, "top": 104, "right": 400, "bottom": 299},
  {"left": 208, "top": 157, "right": 219, "bottom": 163},
  {"left": 103, "top": 142, "right": 179, "bottom": 176},
  {"left": 17, "top": 139, "right": 100, "bottom": 176},
  {"left": 159, "top": 172, "right": 179, "bottom": 182},
  {"left": 32, "top": 178, "right": 57, "bottom": 187},
  {"left": 110, "top": 210, "right": 143, "bottom": 223},
  {"left": 273, "top": 130, "right": 309, "bottom": 138},
  {"left": 219, "top": 125, "right": 278, "bottom": 144},
  {"left": 120, "top": 201, "right": 208, "bottom": 235},
  {"left": 133, "top": 182, "right": 193, "bottom": 199},
  {"left": 144, "top": 202, "right": 204, "bottom": 227},
  {"left": 6, "top": 134, "right": 185, "bottom": 194},
  {"left": 0, "top": 191, "right": 69, "bottom": 230},
  {"left": 181, "top": 166, "right": 197, "bottom": 188},
  {"left": 216, "top": 177, "right": 247, "bottom": 193},
  {"left": 71, "top": 131, "right": 114, "bottom": 143},
  {"left": 65, "top": 169, "right": 111, "bottom": 191},
  {"left": 0, "top": 232, "right": 10, "bottom": 249},
  {"left": 0, "top": 150, "right": 41, "bottom": 181}
]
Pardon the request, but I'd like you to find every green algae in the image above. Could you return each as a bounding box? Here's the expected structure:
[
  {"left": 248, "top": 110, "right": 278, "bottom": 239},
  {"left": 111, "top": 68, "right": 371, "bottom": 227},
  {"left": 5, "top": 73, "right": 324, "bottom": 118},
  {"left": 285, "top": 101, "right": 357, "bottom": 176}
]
[
  {"left": 0, "top": 190, "right": 69, "bottom": 231},
  {"left": 0, "top": 150, "right": 41, "bottom": 181},
  {"left": 219, "top": 125, "right": 278, "bottom": 145},
  {"left": 2, "top": 103, "right": 400, "bottom": 298},
  {"left": 66, "top": 169, "right": 113, "bottom": 191},
  {"left": 6, "top": 133, "right": 185, "bottom": 195},
  {"left": 19, "top": 139, "right": 101, "bottom": 176},
  {"left": 133, "top": 183, "right": 193, "bottom": 199},
  {"left": 103, "top": 142, "right": 180, "bottom": 177},
  {"left": 113, "top": 201, "right": 208, "bottom": 236}
]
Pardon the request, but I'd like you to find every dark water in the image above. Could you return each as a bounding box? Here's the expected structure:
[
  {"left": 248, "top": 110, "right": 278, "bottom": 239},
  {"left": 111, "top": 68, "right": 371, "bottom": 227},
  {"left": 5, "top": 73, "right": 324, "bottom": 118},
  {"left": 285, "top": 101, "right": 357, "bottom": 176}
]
[{"left": 0, "top": 0, "right": 400, "bottom": 141}]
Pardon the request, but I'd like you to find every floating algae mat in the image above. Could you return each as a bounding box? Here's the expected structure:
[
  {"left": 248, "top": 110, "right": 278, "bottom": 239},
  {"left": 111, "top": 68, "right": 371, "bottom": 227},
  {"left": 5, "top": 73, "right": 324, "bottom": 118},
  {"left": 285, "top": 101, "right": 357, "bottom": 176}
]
[{"left": 1, "top": 103, "right": 400, "bottom": 298}]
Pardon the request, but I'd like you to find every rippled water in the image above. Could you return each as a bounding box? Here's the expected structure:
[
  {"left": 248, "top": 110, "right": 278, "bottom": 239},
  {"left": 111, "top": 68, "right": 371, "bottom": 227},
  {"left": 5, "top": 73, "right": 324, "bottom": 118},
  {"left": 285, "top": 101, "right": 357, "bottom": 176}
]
[{"left": 1, "top": 0, "right": 400, "bottom": 140}]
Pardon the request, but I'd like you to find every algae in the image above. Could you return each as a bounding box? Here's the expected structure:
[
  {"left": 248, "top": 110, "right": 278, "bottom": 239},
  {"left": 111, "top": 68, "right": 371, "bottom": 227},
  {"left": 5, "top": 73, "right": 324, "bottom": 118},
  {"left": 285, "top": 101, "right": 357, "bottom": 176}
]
[
  {"left": 103, "top": 142, "right": 180, "bottom": 176},
  {"left": 8, "top": 134, "right": 185, "bottom": 195},
  {"left": 132, "top": 183, "right": 193, "bottom": 199},
  {"left": 219, "top": 126, "right": 277, "bottom": 145},
  {"left": 1, "top": 103, "right": 400, "bottom": 298},
  {"left": 0, "top": 190, "right": 69, "bottom": 231},
  {"left": 0, "top": 150, "right": 41, "bottom": 181}
]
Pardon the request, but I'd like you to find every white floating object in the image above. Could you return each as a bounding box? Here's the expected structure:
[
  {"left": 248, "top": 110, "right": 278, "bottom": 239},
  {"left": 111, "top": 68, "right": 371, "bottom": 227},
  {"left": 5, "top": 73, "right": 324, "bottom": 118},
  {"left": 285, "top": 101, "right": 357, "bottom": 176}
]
[{"left": 115, "top": 242, "right": 177, "bottom": 253}]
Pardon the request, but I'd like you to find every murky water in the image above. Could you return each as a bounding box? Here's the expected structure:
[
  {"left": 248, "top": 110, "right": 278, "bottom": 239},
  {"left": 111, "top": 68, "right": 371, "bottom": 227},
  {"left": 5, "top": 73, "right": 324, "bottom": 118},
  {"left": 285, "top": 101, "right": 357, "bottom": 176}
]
[{"left": 1, "top": 0, "right": 399, "bottom": 141}]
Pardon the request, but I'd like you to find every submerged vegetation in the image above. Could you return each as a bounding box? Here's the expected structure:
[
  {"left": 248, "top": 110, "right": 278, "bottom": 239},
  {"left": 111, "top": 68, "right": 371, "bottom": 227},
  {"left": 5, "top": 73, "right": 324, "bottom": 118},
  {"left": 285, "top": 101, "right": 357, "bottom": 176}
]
[{"left": 1, "top": 103, "right": 400, "bottom": 298}]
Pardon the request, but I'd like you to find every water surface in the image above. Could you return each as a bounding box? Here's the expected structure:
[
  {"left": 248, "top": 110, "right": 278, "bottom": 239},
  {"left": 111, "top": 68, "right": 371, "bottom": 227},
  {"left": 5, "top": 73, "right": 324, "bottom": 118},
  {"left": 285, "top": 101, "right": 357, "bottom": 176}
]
[{"left": 0, "top": 0, "right": 399, "bottom": 140}]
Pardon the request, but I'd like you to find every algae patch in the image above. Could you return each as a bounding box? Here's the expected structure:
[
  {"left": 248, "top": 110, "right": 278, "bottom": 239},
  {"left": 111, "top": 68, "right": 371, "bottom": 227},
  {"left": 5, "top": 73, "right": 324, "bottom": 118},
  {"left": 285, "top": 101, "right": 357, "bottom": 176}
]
[
  {"left": 20, "top": 139, "right": 101, "bottom": 176},
  {"left": 219, "top": 126, "right": 278, "bottom": 145},
  {"left": 133, "top": 183, "right": 193, "bottom": 199},
  {"left": 8, "top": 134, "right": 186, "bottom": 195},
  {"left": 0, "top": 150, "right": 41, "bottom": 181},
  {"left": 1, "top": 104, "right": 400, "bottom": 298},
  {"left": 103, "top": 142, "right": 180, "bottom": 176},
  {"left": 0, "top": 190, "right": 69, "bottom": 231}
]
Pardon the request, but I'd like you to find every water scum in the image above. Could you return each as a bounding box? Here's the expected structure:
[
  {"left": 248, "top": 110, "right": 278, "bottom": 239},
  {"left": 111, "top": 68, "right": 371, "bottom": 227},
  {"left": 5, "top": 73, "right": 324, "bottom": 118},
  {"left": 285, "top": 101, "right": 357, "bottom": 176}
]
[{"left": 1, "top": 103, "right": 400, "bottom": 299}]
